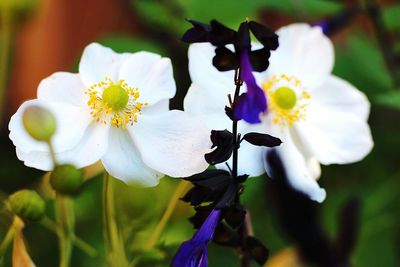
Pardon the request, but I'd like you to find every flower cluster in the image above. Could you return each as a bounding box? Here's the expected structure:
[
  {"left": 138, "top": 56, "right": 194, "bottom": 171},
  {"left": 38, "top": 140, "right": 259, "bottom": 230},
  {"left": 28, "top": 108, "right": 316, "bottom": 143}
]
[
  {"left": 185, "top": 23, "right": 373, "bottom": 203},
  {"left": 6, "top": 15, "right": 374, "bottom": 267},
  {"left": 183, "top": 19, "right": 279, "bottom": 123}
]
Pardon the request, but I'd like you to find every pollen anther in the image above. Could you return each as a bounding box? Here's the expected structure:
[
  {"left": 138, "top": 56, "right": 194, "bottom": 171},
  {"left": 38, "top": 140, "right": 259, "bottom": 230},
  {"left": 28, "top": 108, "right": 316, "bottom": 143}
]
[
  {"left": 85, "top": 77, "right": 148, "bottom": 128},
  {"left": 262, "top": 74, "right": 310, "bottom": 127}
]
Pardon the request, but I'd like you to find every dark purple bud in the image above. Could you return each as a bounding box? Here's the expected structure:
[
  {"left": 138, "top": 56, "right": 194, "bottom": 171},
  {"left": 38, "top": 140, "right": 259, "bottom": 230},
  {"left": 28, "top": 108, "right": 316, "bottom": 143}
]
[
  {"left": 234, "top": 51, "right": 267, "bottom": 123},
  {"left": 249, "top": 48, "right": 270, "bottom": 72},
  {"left": 171, "top": 209, "right": 221, "bottom": 267},
  {"left": 182, "top": 19, "right": 212, "bottom": 43},
  {"left": 212, "top": 47, "right": 239, "bottom": 71},
  {"left": 249, "top": 21, "right": 279, "bottom": 50},
  {"left": 205, "top": 130, "right": 235, "bottom": 165},
  {"left": 236, "top": 21, "right": 251, "bottom": 50},
  {"left": 208, "top": 20, "right": 237, "bottom": 46}
]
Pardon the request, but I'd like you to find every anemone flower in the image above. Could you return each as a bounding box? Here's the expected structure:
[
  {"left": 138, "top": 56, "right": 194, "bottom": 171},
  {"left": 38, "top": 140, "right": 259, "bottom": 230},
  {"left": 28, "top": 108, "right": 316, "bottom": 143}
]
[
  {"left": 184, "top": 24, "right": 373, "bottom": 202},
  {"left": 9, "top": 43, "right": 211, "bottom": 185}
]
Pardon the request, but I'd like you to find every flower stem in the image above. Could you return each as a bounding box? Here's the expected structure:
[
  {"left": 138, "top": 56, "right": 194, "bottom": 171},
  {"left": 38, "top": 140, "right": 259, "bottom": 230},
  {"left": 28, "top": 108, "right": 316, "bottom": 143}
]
[
  {"left": 0, "top": 6, "right": 13, "bottom": 123},
  {"left": 41, "top": 217, "right": 97, "bottom": 257},
  {"left": 231, "top": 69, "right": 255, "bottom": 267},
  {"left": 102, "top": 172, "right": 128, "bottom": 267},
  {"left": 47, "top": 141, "right": 57, "bottom": 168},
  {"left": 0, "top": 216, "right": 16, "bottom": 258},
  {"left": 55, "top": 194, "right": 74, "bottom": 267},
  {"left": 239, "top": 210, "right": 253, "bottom": 267},
  {"left": 144, "top": 180, "right": 190, "bottom": 251},
  {"left": 232, "top": 68, "right": 243, "bottom": 179}
]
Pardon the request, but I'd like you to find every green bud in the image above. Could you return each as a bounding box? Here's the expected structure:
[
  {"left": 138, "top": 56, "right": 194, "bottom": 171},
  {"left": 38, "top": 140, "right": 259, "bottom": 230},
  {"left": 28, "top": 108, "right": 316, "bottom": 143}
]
[
  {"left": 50, "top": 164, "right": 84, "bottom": 195},
  {"left": 22, "top": 105, "right": 56, "bottom": 141},
  {"left": 9, "top": 190, "right": 45, "bottom": 222}
]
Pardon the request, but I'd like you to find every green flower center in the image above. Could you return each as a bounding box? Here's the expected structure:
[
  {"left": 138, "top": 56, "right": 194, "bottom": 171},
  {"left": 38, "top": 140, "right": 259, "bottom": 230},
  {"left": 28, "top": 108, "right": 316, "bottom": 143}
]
[
  {"left": 102, "top": 85, "right": 129, "bottom": 111},
  {"left": 274, "top": 86, "right": 297, "bottom": 110}
]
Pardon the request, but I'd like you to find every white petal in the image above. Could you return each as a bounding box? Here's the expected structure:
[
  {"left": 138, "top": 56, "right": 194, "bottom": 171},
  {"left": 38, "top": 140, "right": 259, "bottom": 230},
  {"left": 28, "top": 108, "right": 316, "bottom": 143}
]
[
  {"left": 295, "top": 104, "right": 373, "bottom": 165},
  {"left": 37, "top": 72, "right": 87, "bottom": 108},
  {"left": 188, "top": 43, "right": 234, "bottom": 90},
  {"left": 141, "top": 99, "right": 170, "bottom": 115},
  {"left": 119, "top": 52, "right": 176, "bottom": 106},
  {"left": 312, "top": 75, "right": 370, "bottom": 121},
  {"left": 216, "top": 140, "right": 265, "bottom": 177},
  {"left": 9, "top": 99, "right": 92, "bottom": 154},
  {"left": 130, "top": 110, "right": 211, "bottom": 177},
  {"left": 101, "top": 127, "right": 163, "bottom": 186},
  {"left": 264, "top": 129, "right": 326, "bottom": 203},
  {"left": 267, "top": 23, "right": 334, "bottom": 90},
  {"left": 79, "top": 43, "right": 129, "bottom": 86},
  {"left": 184, "top": 83, "right": 232, "bottom": 131},
  {"left": 16, "top": 123, "right": 109, "bottom": 171}
]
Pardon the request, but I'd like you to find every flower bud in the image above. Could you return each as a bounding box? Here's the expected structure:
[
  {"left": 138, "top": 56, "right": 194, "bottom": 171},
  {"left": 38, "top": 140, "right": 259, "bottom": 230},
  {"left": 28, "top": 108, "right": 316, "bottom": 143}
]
[
  {"left": 50, "top": 164, "right": 84, "bottom": 195},
  {"left": 22, "top": 105, "right": 56, "bottom": 141},
  {"left": 9, "top": 190, "right": 45, "bottom": 222}
]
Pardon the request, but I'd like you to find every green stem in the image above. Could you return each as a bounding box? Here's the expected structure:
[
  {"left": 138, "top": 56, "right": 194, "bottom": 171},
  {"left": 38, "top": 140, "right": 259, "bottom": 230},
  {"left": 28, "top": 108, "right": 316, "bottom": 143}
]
[
  {"left": 144, "top": 180, "right": 189, "bottom": 251},
  {"left": 0, "top": 216, "right": 16, "bottom": 258},
  {"left": 41, "top": 217, "right": 97, "bottom": 257},
  {"left": 0, "top": 6, "right": 12, "bottom": 123},
  {"left": 103, "top": 173, "right": 128, "bottom": 267},
  {"left": 55, "top": 195, "right": 74, "bottom": 267},
  {"left": 47, "top": 141, "right": 57, "bottom": 167}
]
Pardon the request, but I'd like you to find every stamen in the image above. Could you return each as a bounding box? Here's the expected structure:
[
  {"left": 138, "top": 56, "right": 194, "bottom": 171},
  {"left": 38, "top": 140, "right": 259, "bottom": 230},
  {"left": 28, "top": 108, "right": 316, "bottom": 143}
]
[
  {"left": 85, "top": 77, "right": 148, "bottom": 128},
  {"left": 262, "top": 74, "right": 310, "bottom": 127}
]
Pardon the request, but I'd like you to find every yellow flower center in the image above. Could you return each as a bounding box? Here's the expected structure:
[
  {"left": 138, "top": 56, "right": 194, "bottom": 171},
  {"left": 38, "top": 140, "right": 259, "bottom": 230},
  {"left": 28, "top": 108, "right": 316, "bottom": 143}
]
[
  {"left": 274, "top": 87, "right": 297, "bottom": 110},
  {"left": 86, "top": 77, "right": 148, "bottom": 128},
  {"left": 102, "top": 85, "right": 129, "bottom": 111},
  {"left": 262, "top": 74, "right": 310, "bottom": 127}
]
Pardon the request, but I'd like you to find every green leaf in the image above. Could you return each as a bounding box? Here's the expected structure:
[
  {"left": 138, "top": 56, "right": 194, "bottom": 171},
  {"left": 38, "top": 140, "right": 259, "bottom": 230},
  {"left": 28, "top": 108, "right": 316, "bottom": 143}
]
[
  {"left": 98, "top": 35, "right": 166, "bottom": 55},
  {"left": 382, "top": 4, "right": 400, "bottom": 31},
  {"left": 375, "top": 90, "right": 400, "bottom": 109},
  {"left": 334, "top": 34, "right": 393, "bottom": 99}
]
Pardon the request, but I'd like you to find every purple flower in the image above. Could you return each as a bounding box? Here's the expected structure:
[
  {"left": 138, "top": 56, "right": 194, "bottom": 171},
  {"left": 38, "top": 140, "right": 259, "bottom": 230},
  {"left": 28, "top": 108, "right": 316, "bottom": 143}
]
[
  {"left": 171, "top": 209, "right": 221, "bottom": 267},
  {"left": 313, "top": 8, "right": 358, "bottom": 36},
  {"left": 234, "top": 51, "right": 267, "bottom": 124}
]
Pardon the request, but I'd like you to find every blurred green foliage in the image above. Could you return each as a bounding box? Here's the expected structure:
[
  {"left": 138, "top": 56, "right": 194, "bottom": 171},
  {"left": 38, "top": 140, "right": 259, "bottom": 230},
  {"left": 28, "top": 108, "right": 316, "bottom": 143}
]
[{"left": 1, "top": 0, "right": 400, "bottom": 267}]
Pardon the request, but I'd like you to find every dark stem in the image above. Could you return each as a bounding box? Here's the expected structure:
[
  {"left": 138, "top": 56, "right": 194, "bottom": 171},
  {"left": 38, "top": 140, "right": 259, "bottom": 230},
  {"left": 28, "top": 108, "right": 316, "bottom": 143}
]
[
  {"left": 239, "top": 210, "right": 253, "bottom": 267},
  {"left": 232, "top": 68, "right": 242, "bottom": 179},
  {"left": 231, "top": 69, "right": 251, "bottom": 267}
]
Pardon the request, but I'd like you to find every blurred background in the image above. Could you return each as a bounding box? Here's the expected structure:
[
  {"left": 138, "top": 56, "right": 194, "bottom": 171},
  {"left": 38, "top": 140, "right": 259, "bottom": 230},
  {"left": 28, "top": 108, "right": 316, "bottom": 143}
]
[{"left": 0, "top": 0, "right": 399, "bottom": 266}]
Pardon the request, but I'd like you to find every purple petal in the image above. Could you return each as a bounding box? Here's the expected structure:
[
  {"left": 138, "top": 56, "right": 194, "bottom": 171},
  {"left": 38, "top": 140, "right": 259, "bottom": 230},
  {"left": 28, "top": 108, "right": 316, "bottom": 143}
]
[
  {"left": 171, "top": 241, "right": 208, "bottom": 267},
  {"left": 193, "top": 209, "right": 221, "bottom": 242},
  {"left": 171, "top": 210, "right": 221, "bottom": 267},
  {"left": 234, "top": 51, "right": 267, "bottom": 123}
]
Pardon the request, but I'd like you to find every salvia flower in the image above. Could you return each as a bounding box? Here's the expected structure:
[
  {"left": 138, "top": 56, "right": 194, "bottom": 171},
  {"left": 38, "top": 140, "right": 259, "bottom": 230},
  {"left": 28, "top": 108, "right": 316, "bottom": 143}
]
[
  {"left": 234, "top": 50, "right": 268, "bottom": 123},
  {"left": 185, "top": 23, "right": 374, "bottom": 202},
  {"left": 9, "top": 43, "right": 211, "bottom": 185},
  {"left": 171, "top": 209, "right": 221, "bottom": 267},
  {"left": 182, "top": 19, "right": 279, "bottom": 123}
]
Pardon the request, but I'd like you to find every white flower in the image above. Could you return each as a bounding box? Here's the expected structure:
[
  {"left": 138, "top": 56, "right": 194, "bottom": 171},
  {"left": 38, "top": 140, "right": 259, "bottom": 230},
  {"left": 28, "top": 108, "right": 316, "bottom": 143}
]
[
  {"left": 184, "top": 23, "right": 374, "bottom": 202},
  {"left": 9, "top": 43, "right": 211, "bottom": 186}
]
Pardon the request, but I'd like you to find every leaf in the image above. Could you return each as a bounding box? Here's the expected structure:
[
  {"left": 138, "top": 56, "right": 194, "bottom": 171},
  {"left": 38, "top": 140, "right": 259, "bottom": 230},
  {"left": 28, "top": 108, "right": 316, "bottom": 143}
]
[
  {"left": 375, "top": 90, "right": 400, "bottom": 109},
  {"left": 382, "top": 4, "right": 400, "bottom": 31},
  {"left": 243, "top": 132, "right": 282, "bottom": 147},
  {"left": 334, "top": 35, "right": 393, "bottom": 99}
]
